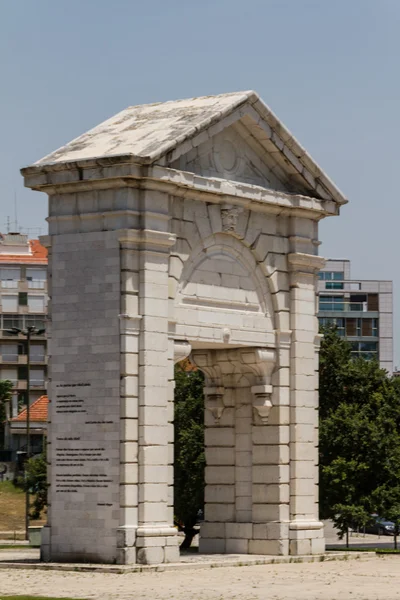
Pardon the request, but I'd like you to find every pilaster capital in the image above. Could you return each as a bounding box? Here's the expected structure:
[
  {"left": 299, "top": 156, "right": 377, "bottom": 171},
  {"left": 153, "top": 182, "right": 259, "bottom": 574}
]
[{"left": 288, "top": 252, "right": 325, "bottom": 274}]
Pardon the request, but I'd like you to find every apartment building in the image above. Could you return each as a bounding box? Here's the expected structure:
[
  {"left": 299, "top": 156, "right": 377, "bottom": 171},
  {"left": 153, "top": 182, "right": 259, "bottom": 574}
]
[
  {"left": 318, "top": 259, "right": 393, "bottom": 374},
  {"left": 0, "top": 233, "right": 47, "bottom": 428}
]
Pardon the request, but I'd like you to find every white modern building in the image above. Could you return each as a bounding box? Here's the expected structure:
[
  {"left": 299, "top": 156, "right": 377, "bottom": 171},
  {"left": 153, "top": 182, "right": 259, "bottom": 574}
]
[{"left": 318, "top": 259, "right": 393, "bottom": 374}]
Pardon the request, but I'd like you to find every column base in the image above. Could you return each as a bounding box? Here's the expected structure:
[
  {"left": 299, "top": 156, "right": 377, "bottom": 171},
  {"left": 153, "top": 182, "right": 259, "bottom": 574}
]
[
  {"left": 199, "top": 522, "right": 290, "bottom": 556},
  {"left": 40, "top": 525, "right": 51, "bottom": 562},
  {"left": 289, "top": 521, "right": 325, "bottom": 555},
  {"left": 135, "top": 526, "right": 180, "bottom": 565}
]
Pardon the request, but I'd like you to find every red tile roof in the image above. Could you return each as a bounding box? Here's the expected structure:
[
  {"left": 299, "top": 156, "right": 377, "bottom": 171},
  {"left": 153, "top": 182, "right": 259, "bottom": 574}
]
[
  {"left": 0, "top": 239, "right": 48, "bottom": 264},
  {"left": 11, "top": 395, "right": 48, "bottom": 422}
]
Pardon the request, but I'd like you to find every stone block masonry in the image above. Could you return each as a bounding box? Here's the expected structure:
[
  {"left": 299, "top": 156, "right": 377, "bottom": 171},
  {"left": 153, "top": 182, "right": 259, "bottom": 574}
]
[{"left": 22, "top": 90, "right": 346, "bottom": 564}]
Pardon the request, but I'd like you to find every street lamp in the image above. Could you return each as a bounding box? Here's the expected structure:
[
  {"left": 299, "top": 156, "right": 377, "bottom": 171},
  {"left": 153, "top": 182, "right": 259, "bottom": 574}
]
[{"left": 5, "top": 326, "right": 45, "bottom": 541}]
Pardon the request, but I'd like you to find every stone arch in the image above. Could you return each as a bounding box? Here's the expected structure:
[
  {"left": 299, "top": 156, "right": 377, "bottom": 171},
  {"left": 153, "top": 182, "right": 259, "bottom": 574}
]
[{"left": 173, "top": 232, "right": 276, "bottom": 347}]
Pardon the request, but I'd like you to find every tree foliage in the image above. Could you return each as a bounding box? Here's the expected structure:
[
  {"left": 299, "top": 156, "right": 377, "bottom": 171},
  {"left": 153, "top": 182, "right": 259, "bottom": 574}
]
[
  {"left": 24, "top": 449, "right": 48, "bottom": 520},
  {"left": 174, "top": 362, "right": 205, "bottom": 549},
  {"left": 319, "top": 326, "right": 400, "bottom": 544}
]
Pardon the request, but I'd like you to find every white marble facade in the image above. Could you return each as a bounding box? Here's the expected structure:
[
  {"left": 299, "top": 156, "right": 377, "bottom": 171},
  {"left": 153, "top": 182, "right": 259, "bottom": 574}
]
[{"left": 22, "top": 91, "right": 347, "bottom": 564}]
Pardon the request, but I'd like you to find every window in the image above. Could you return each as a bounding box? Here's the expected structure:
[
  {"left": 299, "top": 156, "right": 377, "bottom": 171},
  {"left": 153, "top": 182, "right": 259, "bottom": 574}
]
[
  {"left": 2, "top": 314, "right": 23, "bottom": 330},
  {"left": 319, "top": 317, "right": 345, "bottom": 336},
  {"left": 0, "top": 368, "right": 17, "bottom": 384},
  {"left": 18, "top": 365, "right": 28, "bottom": 380},
  {"left": 362, "top": 319, "right": 372, "bottom": 337},
  {"left": 26, "top": 268, "right": 46, "bottom": 289},
  {"left": 24, "top": 315, "right": 45, "bottom": 330},
  {"left": 319, "top": 296, "right": 345, "bottom": 311},
  {"left": 367, "top": 294, "right": 379, "bottom": 311},
  {"left": 0, "top": 343, "right": 18, "bottom": 362},
  {"left": 31, "top": 368, "right": 45, "bottom": 387},
  {"left": 0, "top": 268, "right": 20, "bottom": 288},
  {"left": 325, "top": 282, "right": 344, "bottom": 290},
  {"left": 347, "top": 318, "right": 363, "bottom": 336},
  {"left": 359, "top": 341, "right": 378, "bottom": 352},
  {"left": 2, "top": 295, "right": 18, "bottom": 312},
  {"left": 372, "top": 318, "right": 379, "bottom": 337},
  {"left": 18, "top": 292, "right": 27, "bottom": 306},
  {"left": 349, "top": 341, "right": 379, "bottom": 361},
  {"left": 319, "top": 271, "right": 344, "bottom": 281},
  {"left": 30, "top": 344, "right": 45, "bottom": 362},
  {"left": 27, "top": 295, "right": 45, "bottom": 312},
  {"left": 349, "top": 294, "right": 367, "bottom": 312}
]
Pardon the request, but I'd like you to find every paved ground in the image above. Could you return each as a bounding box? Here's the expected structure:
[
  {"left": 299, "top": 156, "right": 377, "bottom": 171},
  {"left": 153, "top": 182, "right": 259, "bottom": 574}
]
[{"left": 0, "top": 554, "right": 399, "bottom": 600}]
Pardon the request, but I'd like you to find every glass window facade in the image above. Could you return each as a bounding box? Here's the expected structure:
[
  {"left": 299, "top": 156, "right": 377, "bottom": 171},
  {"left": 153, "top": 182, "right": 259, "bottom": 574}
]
[
  {"left": 1, "top": 314, "right": 45, "bottom": 332},
  {"left": 319, "top": 296, "right": 345, "bottom": 311},
  {"left": 319, "top": 317, "right": 345, "bottom": 336},
  {"left": 349, "top": 341, "right": 379, "bottom": 361},
  {"left": 319, "top": 271, "right": 344, "bottom": 281}
]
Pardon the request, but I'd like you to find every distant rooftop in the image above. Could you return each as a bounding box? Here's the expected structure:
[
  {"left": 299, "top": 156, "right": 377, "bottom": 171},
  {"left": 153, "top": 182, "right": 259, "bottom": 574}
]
[
  {"left": 0, "top": 233, "right": 47, "bottom": 264},
  {"left": 11, "top": 395, "right": 48, "bottom": 423}
]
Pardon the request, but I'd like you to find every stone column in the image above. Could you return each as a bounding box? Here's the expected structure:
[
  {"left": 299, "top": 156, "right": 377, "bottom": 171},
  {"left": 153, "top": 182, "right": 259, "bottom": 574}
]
[{"left": 288, "top": 252, "right": 325, "bottom": 554}]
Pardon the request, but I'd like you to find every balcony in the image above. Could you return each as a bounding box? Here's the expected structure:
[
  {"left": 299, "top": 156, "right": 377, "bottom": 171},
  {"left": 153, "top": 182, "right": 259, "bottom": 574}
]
[
  {"left": 319, "top": 301, "right": 369, "bottom": 312},
  {"left": 31, "top": 379, "right": 45, "bottom": 388},
  {"left": 0, "top": 354, "right": 46, "bottom": 365},
  {"left": 0, "top": 279, "right": 47, "bottom": 291}
]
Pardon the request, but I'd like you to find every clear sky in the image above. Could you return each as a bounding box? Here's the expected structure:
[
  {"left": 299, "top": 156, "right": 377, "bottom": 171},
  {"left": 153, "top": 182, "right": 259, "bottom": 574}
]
[{"left": 1, "top": 0, "right": 399, "bottom": 363}]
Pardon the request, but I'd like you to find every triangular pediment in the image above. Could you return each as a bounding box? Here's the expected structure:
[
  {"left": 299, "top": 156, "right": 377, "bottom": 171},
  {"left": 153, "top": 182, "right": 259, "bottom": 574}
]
[
  {"left": 170, "top": 122, "right": 297, "bottom": 194},
  {"left": 27, "top": 91, "right": 347, "bottom": 206}
]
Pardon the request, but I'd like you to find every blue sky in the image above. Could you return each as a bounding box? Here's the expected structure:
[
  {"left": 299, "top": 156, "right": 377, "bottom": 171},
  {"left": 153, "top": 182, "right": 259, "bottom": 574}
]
[{"left": 1, "top": 0, "right": 399, "bottom": 362}]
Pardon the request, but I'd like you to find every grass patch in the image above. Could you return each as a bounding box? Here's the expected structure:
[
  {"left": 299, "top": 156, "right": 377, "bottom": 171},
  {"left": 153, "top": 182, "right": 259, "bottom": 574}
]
[
  {"left": 0, "top": 482, "right": 24, "bottom": 496},
  {"left": 0, "top": 481, "right": 45, "bottom": 531}
]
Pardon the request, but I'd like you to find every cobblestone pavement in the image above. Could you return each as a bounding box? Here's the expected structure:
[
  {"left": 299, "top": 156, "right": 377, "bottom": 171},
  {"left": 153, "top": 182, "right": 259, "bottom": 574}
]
[{"left": 0, "top": 555, "right": 399, "bottom": 600}]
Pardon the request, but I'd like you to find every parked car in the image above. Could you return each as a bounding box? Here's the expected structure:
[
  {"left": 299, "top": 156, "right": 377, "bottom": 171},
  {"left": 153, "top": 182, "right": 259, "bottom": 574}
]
[{"left": 364, "top": 515, "right": 395, "bottom": 536}]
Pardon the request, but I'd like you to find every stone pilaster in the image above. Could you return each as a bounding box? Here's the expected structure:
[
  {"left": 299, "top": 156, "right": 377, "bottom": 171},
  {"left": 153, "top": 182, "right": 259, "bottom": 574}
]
[
  {"left": 116, "top": 232, "right": 141, "bottom": 564},
  {"left": 129, "top": 228, "right": 180, "bottom": 565},
  {"left": 288, "top": 252, "right": 325, "bottom": 555}
]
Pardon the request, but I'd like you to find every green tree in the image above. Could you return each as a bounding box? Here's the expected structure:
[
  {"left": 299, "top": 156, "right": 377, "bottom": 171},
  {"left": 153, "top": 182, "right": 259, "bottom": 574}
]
[
  {"left": 24, "top": 448, "right": 48, "bottom": 520},
  {"left": 0, "top": 380, "right": 13, "bottom": 450},
  {"left": 319, "top": 326, "right": 400, "bottom": 545},
  {"left": 174, "top": 362, "right": 205, "bottom": 549}
]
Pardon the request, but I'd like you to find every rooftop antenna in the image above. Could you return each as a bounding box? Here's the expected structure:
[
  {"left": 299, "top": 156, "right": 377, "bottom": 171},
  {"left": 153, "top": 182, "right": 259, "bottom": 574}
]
[
  {"left": 14, "top": 191, "right": 19, "bottom": 232},
  {"left": 6, "top": 216, "right": 10, "bottom": 233}
]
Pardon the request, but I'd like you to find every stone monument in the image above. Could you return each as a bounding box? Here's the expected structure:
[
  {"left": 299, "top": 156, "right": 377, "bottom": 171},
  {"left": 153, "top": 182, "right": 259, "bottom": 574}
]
[{"left": 21, "top": 91, "right": 347, "bottom": 564}]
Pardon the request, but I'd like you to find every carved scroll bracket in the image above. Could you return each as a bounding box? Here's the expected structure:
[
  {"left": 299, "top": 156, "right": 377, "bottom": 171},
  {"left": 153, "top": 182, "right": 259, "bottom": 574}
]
[
  {"left": 251, "top": 384, "right": 273, "bottom": 424},
  {"left": 204, "top": 386, "right": 225, "bottom": 423}
]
